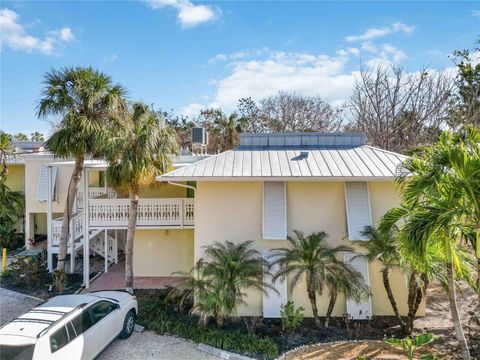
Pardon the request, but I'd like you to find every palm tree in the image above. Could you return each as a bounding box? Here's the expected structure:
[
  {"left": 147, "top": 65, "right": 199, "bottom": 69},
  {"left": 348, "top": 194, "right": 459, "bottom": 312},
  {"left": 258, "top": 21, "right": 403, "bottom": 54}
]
[
  {"left": 381, "top": 126, "right": 480, "bottom": 360},
  {"left": 0, "top": 178, "right": 24, "bottom": 249},
  {"left": 37, "top": 67, "right": 126, "bottom": 284},
  {"left": 0, "top": 131, "right": 12, "bottom": 177},
  {"left": 106, "top": 103, "right": 178, "bottom": 293},
  {"left": 170, "top": 240, "right": 270, "bottom": 327},
  {"left": 269, "top": 230, "right": 353, "bottom": 328},
  {"left": 324, "top": 259, "right": 369, "bottom": 328},
  {"left": 356, "top": 225, "right": 407, "bottom": 332}
]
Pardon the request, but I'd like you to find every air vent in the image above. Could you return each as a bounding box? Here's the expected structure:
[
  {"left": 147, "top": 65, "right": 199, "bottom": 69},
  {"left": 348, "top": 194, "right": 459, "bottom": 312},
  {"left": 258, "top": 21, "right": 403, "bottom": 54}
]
[
  {"left": 191, "top": 127, "right": 207, "bottom": 145},
  {"left": 300, "top": 151, "right": 309, "bottom": 158}
]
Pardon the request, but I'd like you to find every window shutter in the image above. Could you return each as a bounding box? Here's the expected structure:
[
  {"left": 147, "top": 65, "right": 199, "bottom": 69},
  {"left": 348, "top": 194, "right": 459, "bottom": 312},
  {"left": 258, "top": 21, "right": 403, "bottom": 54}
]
[
  {"left": 262, "top": 250, "right": 287, "bottom": 318},
  {"left": 36, "top": 164, "right": 58, "bottom": 201},
  {"left": 263, "top": 182, "right": 286, "bottom": 240},
  {"left": 344, "top": 182, "right": 372, "bottom": 241},
  {"left": 344, "top": 253, "right": 372, "bottom": 320}
]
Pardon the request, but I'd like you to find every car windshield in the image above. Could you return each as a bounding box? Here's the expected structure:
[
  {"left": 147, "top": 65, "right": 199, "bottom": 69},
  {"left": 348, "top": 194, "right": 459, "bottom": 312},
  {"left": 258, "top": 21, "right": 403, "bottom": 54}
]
[{"left": 0, "top": 344, "right": 35, "bottom": 360}]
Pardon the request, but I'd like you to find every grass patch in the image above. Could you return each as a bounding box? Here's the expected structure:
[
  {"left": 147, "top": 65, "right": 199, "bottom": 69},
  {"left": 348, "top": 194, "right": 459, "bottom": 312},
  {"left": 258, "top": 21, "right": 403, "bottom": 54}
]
[{"left": 137, "top": 292, "right": 278, "bottom": 359}]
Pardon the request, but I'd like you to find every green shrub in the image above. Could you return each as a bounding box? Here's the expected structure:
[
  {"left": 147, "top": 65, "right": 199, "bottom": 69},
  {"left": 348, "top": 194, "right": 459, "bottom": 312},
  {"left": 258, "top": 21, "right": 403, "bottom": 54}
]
[
  {"left": 280, "top": 301, "right": 304, "bottom": 332},
  {"left": 138, "top": 294, "right": 278, "bottom": 359},
  {"left": 10, "top": 255, "right": 47, "bottom": 287},
  {"left": 385, "top": 332, "right": 440, "bottom": 360}
]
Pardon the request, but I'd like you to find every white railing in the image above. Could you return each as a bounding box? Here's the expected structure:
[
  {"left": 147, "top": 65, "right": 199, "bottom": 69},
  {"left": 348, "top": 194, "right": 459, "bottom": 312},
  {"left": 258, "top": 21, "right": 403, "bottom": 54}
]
[
  {"left": 76, "top": 187, "right": 118, "bottom": 210},
  {"left": 89, "top": 198, "right": 194, "bottom": 227},
  {"left": 51, "top": 211, "right": 84, "bottom": 248}
]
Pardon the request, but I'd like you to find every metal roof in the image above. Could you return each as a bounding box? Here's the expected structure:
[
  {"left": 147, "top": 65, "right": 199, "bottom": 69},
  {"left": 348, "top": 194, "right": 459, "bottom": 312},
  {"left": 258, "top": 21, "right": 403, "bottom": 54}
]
[{"left": 158, "top": 133, "right": 407, "bottom": 181}]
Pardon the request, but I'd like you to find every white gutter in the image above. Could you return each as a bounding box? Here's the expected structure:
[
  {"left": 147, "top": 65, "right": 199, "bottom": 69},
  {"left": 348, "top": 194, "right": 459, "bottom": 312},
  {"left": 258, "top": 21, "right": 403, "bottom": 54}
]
[{"left": 167, "top": 181, "right": 196, "bottom": 193}]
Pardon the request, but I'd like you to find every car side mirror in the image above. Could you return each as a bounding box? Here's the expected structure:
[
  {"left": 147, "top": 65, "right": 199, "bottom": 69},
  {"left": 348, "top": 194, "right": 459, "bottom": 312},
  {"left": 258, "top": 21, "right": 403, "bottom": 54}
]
[{"left": 115, "top": 303, "right": 120, "bottom": 310}]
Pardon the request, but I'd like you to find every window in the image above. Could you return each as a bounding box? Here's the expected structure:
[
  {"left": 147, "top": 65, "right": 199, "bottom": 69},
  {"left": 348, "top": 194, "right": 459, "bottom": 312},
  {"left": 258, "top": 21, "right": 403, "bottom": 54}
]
[
  {"left": 71, "top": 310, "right": 93, "bottom": 336},
  {"left": 263, "top": 182, "right": 287, "bottom": 240},
  {"left": 89, "top": 301, "right": 116, "bottom": 325},
  {"left": 50, "top": 326, "right": 69, "bottom": 353}
]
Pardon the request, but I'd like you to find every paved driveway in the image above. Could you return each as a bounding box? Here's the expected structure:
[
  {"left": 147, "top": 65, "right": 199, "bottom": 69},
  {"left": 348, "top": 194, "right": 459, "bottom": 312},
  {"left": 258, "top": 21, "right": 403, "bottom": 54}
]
[
  {"left": 98, "top": 332, "right": 217, "bottom": 360},
  {"left": 0, "top": 288, "right": 217, "bottom": 360}
]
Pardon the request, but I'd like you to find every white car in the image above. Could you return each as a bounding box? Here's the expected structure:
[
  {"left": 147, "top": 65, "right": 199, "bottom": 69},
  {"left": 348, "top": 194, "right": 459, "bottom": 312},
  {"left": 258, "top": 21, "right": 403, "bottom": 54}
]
[{"left": 0, "top": 291, "right": 138, "bottom": 360}]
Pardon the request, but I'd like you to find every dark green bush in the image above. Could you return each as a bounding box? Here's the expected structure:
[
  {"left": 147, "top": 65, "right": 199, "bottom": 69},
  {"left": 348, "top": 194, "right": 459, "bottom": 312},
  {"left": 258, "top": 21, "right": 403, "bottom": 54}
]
[{"left": 137, "top": 294, "right": 278, "bottom": 359}]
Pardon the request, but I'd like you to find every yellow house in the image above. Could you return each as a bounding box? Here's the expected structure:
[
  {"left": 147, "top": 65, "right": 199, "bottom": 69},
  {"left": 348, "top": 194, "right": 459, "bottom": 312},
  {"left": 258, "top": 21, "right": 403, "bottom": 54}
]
[
  {"left": 158, "top": 132, "right": 424, "bottom": 319},
  {"left": 22, "top": 132, "right": 422, "bottom": 320}
]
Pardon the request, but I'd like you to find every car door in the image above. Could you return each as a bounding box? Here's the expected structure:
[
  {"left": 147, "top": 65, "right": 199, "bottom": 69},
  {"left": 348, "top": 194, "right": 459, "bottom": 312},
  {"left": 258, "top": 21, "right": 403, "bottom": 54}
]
[
  {"left": 88, "top": 300, "right": 122, "bottom": 354},
  {"left": 69, "top": 309, "right": 98, "bottom": 360}
]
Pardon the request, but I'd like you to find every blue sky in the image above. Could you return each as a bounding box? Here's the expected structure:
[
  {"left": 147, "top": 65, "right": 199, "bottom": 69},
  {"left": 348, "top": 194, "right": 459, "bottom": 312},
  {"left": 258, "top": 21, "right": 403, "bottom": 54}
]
[{"left": 1, "top": 1, "right": 479, "bottom": 136}]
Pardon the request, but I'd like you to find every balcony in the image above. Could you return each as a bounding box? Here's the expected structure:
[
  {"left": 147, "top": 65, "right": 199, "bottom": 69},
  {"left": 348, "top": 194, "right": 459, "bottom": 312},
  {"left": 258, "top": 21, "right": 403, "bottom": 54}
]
[{"left": 88, "top": 197, "right": 194, "bottom": 228}]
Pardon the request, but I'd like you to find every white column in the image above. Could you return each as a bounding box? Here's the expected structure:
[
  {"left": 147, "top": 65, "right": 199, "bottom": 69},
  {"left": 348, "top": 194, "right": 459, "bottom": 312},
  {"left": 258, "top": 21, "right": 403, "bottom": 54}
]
[
  {"left": 104, "top": 230, "right": 108, "bottom": 273},
  {"left": 114, "top": 229, "right": 118, "bottom": 264},
  {"left": 83, "top": 169, "right": 90, "bottom": 288},
  {"left": 47, "top": 166, "right": 53, "bottom": 273}
]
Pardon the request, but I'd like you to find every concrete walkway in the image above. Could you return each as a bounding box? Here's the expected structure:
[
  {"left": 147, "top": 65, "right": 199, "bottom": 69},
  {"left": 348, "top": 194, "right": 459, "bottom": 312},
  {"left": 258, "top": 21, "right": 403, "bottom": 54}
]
[{"left": 84, "top": 260, "right": 186, "bottom": 292}]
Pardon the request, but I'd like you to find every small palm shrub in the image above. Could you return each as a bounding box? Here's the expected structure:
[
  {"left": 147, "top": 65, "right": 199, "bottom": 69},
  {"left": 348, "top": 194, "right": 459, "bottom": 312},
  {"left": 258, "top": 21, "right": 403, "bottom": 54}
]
[
  {"left": 280, "top": 301, "right": 304, "bottom": 332},
  {"left": 269, "top": 231, "right": 360, "bottom": 328},
  {"left": 170, "top": 240, "right": 273, "bottom": 327}
]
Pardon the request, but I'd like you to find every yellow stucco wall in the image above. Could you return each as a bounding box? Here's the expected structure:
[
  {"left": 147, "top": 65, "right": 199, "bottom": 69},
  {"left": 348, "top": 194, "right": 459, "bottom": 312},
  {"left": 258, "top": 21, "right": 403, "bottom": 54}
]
[
  {"left": 133, "top": 229, "right": 194, "bottom": 277},
  {"left": 4, "top": 165, "right": 25, "bottom": 192},
  {"left": 195, "top": 181, "right": 424, "bottom": 317}
]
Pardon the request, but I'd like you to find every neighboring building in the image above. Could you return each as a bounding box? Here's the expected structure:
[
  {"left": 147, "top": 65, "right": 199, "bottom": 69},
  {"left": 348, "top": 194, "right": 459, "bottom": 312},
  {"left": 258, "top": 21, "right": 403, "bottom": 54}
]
[{"left": 12, "top": 132, "right": 421, "bottom": 320}]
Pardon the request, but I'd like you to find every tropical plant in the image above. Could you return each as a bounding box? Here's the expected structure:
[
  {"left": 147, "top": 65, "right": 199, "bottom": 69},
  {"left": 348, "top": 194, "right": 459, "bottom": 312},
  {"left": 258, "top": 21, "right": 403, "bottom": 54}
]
[
  {"left": 0, "top": 131, "right": 12, "bottom": 177},
  {"left": 37, "top": 66, "right": 126, "bottom": 287},
  {"left": 324, "top": 258, "right": 369, "bottom": 328},
  {"left": 138, "top": 294, "right": 279, "bottom": 359},
  {"left": 170, "top": 240, "right": 270, "bottom": 327},
  {"left": 280, "top": 301, "right": 304, "bottom": 332},
  {"left": 381, "top": 126, "right": 480, "bottom": 359},
  {"left": 0, "top": 178, "right": 24, "bottom": 249},
  {"left": 269, "top": 230, "right": 355, "bottom": 328},
  {"left": 106, "top": 102, "right": 178, "bottom": 293},
  {"left": 356, "top": 225, "right": 407, "bottom": 332},
  {"left": 385, "top": 332, "right": 440, "bottom": 360}
]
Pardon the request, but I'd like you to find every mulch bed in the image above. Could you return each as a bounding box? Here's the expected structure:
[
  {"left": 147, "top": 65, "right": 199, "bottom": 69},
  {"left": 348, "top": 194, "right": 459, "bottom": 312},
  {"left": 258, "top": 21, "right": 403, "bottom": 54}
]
[{"left": 0, "top": 272, "right": 86, "bottom": 299}]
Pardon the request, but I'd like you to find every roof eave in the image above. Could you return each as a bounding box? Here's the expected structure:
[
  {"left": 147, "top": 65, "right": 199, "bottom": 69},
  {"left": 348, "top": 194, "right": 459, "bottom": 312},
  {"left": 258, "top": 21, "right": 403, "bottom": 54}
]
[{"left": 157, "top": 175, "right": 396, "bottom": 182}]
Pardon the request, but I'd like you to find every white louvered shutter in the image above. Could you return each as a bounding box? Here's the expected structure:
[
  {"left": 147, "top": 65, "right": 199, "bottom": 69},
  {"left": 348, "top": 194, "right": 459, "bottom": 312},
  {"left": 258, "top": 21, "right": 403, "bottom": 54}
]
[
  {"left": 263, "top": 182, "right": 287, "bottom": 240},
  {"left": 262, "top": 251, "right": 287, "bottom": 318},
  {"left": 344, "top": 253, "right": 372, "bottom": 320},
  {"left": 345, "top": 182, "right": 372, "bottom": 241},
  {"left": 36, "top": 164, "right": 58, "bottom": 201}
]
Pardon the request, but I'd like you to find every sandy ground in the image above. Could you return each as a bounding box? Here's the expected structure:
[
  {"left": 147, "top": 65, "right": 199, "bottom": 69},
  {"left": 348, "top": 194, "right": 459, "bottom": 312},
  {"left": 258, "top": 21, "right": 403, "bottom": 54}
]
[{"left": 283, "top": 282, "right": 479, "bottom": 360}]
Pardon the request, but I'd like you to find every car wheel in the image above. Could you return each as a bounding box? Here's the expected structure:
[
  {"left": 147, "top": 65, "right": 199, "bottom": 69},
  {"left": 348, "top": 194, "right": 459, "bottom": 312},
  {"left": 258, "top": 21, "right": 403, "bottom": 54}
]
[{"left": 119, "top": 310, "right": 136, "bottom": 339}]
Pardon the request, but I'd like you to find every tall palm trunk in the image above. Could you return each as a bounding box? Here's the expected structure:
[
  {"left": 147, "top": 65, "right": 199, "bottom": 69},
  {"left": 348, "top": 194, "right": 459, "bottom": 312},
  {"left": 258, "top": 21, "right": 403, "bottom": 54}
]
[
  {"left": 476, "top": 228, "right": 480, "bottom": 302},
  {"left": 125, "top": 190, "right": 139, "bottom": 294},
  {"left": 57, "top": 156, "right": 84, "bottom": 274},
  {"left": 324, "top": 289, "right": 337, "bottom": 328},
  {"left": 307, "top": 280, "right": 321, "bottom": 328},
  {"left": 406, "top": 273, "right": 427, "bottom": 334},
  {"left": 382, "top": 267, "right": 407, "bottom": 332},
  {"left": 446, "top": 254, "right": 470, "bottom": 359}
]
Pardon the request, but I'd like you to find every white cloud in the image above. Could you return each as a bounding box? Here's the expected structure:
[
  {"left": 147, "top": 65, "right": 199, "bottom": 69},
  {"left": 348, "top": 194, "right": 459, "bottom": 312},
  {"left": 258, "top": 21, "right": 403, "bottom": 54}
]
[
  {"left": 210, "top": 52, "right": 357, "bottom": 110},
  {"left": 365, "top": 43, "right": 406, "bottom": 68},
  {"left": 0, "top": 8, "right": 74, "bottom": 55},
  {"left": 102, "top": 53, "right": 118, "bottom": 63},
  {"left": 208, "top": 48, "right": 269, "bottom": 64},
  {"left": 345, "top": 22, "right": 414, "bottom": 42},
  {"left": 180, "top": 102, "right": 205, "bottom": 118},
  {"left": 147, "top": 0, "right": 219, "bottom": 28},
  {"left": 471, "top": 10, "right": 480, "bottom": 17},
  {"left": 58, "top": 27, "right": 74, "bottom": 42}
]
